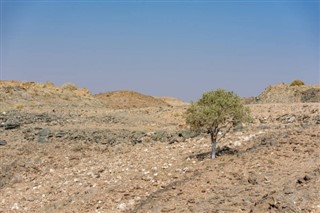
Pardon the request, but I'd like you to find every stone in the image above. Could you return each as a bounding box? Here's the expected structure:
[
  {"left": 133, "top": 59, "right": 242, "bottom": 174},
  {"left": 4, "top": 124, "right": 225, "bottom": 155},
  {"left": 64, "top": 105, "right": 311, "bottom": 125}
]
[
  {"left": 303, "top": 175, "right": 311, "bottom": 181},
  {"left": 38, "top": 128, "right": 52, "bottom": 143},
  {"left": 0, "top": 140, "right": 7, "bottom": 145},
  {"left": 55, "top": 131, "right": 66, "bottom": 138},
  {"left": 287, "top": 116, "right": 296, "bottom": 123},
  {"left": 178, "top": 130, "right": 200, "bottom": 139},
  {"left": 117, "top": 203, "right": 127, "bottom": 211},
  {"left": 161, "top": 206, "right": 176, "bottom": 212},
  {"left": 4, "top": 122, "right": 21, "bottom": 130}
]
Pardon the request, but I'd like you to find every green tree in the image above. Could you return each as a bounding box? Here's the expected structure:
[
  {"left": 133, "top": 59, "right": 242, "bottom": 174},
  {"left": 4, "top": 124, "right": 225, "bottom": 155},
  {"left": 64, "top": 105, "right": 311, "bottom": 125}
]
[{"left": 186, "top": 89, "right": 251, "bottom": 159}]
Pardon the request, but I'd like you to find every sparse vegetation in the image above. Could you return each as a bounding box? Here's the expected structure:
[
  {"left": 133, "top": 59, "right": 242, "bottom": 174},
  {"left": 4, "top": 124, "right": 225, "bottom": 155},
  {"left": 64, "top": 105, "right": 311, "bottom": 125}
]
[
  {"left": 186, "top": 89, "right": 251, "bottom": 159},
  {"left": 62, "top": 82, "right": 78, "bottom": 91},
  {"left": 290, "top": 80, "right": 305, "bottom": 86}
]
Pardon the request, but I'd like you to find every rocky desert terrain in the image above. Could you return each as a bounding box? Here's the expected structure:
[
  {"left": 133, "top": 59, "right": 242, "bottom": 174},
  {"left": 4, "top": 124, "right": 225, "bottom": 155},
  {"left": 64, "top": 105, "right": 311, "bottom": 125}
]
[{"left": 0, "top": 80, "right": 319, "bottom": 213}]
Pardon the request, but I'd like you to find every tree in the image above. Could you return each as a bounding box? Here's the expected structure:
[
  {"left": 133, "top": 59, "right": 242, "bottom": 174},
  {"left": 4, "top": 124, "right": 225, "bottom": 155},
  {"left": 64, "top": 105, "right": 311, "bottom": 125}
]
[{"left": 186, "top": 89, "right": 251, "bottom": 159}]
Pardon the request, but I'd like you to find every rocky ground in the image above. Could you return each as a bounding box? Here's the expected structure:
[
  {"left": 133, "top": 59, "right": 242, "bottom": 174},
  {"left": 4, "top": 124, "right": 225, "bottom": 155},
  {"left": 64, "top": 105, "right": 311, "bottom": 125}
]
[{"left": 0, "top": 81, "right": 320, "bottom": 213}]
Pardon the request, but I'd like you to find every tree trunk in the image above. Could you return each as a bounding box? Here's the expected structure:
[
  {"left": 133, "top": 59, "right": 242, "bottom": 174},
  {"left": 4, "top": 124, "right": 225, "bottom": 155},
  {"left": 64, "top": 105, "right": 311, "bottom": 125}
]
[{"left": 210, "top": 132, "right": 217, "bottom": 159}]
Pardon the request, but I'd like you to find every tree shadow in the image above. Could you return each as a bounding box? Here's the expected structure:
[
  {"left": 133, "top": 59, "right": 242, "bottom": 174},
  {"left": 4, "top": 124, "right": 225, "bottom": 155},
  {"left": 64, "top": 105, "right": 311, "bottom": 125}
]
[{"left": 190, "top": 146, "right": 239, "bottom": 161}]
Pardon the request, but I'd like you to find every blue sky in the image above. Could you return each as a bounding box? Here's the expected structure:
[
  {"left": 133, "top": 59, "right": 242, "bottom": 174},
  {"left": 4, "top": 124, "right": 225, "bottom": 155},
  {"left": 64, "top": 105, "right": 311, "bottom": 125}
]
[{"left": 1, "top": 0, "right": 319, "bottom": 101}]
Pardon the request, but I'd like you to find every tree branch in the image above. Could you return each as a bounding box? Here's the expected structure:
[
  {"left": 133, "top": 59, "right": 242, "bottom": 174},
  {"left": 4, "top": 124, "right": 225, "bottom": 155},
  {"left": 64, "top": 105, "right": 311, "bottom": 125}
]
[
  {"left": 217, "top": 121, "right": 233, "bottom": 140},
  {"left": 218, "top": 125, "right": 232, "bottom": 140}
]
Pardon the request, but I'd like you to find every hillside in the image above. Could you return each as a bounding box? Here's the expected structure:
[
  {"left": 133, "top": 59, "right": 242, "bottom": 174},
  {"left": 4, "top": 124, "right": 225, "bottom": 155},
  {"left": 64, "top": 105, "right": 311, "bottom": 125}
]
[
  {"left": 95, "top": 90, "right": 171, "bottom": 109},
  {"left": 0, "top": 81, "right": 179, "bottom": 110},
  {"left": 244, "top": 83, "right": 320, "bottom": 104},
  {"left": 0, "top": 80, "right": 104, "bottom": 110},
  {"left": 155, "top": 96, "right": 189, "bottom": 107}
]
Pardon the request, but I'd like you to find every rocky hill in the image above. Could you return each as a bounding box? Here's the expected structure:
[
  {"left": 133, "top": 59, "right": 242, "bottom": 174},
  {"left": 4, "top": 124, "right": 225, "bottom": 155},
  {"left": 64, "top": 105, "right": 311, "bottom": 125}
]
[
  {"left": 0, "top": 81, "right": 104, "bottom": 110},
  {"left": 244, "top": 83, "right": 320, "bottom": 104},
  {"left": 95, "top": 90, "right": 171, "bottom": 109},
  {"left": 0, "top": 81, "right": 188, "bottom": 110}
]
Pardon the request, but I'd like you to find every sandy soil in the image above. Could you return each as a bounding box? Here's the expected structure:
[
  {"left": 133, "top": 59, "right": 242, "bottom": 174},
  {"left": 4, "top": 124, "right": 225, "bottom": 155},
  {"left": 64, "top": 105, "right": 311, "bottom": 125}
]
[{"left": 1, "top": 101, "right": 319, "bottom": 213}]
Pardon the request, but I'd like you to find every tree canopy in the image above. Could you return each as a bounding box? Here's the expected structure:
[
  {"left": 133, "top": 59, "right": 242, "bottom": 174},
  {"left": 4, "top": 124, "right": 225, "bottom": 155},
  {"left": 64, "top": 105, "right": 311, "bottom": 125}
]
[{"left": 186, "top": 89, "right": 251, "bottom": 158}]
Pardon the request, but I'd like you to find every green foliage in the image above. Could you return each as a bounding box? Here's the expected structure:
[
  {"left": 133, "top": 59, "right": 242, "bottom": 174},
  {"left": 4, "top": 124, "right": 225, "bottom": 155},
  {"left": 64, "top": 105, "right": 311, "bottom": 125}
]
[
  {"left": 290, "top": 80, "right": 305, "bottom": 86},
  {"left": 186, "top": 89, "right": 251, "bottom": 134}
]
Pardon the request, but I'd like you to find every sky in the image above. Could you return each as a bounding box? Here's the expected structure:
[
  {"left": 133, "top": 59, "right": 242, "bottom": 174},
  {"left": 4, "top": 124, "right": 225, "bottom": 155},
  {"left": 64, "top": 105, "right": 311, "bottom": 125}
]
[{"left": 1, "top": 0, "right": 319, "bottom": 101}]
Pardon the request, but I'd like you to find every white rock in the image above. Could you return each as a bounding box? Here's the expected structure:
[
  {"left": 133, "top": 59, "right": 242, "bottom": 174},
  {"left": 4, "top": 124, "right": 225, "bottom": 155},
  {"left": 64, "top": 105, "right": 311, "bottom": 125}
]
[
  {"left": 117, "top": 203, "right": 127, "bottom": 210},
  {"left": 234, "top": 141, "right": 242, "bottom": 146},
  {"left": 135, "top": 196, "right": 141, "bottom": 201},
  {"left": 242, "top": 136, "right": 250, "bottom": 141},
  {"left": 11, "top": 203, "right": 19, "bottom": 210}
]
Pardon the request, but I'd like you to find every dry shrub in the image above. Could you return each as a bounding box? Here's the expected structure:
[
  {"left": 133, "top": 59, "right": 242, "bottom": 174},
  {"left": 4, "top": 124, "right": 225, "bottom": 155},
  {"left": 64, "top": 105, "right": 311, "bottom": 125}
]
[{"left": 290, "top": 80, "right": 305, "bottom": 86}]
